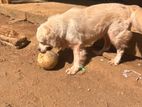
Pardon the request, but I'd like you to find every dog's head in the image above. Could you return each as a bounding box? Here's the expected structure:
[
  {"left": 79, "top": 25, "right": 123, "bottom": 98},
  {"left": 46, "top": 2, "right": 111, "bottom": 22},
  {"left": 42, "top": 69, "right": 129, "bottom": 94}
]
[{"left": 36, "top": 22, "right": 57, "bottom": 53}]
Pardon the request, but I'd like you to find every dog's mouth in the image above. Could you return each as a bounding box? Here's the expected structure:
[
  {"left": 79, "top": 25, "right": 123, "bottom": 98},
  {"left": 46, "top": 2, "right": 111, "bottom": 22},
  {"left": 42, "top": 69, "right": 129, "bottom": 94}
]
[
  {"left": 38, "top": 48, "right": 46, "bottom": 53},
  {"left": 40, "top": 50, "right": 47, "bottom": 53},
  {"left": 38, "top": 46, "right": 53, "bottom": 53},
  {"left": 46, "top": 46, "right": 53, "bottom": 51}
]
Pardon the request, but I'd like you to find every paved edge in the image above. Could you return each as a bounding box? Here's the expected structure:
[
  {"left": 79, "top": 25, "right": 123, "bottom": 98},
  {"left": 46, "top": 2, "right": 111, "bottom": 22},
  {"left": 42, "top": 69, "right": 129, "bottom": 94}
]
[
  {"left": 0, "top": 3, "right": 77, "bottom": 24},
  {"left": 0, "top": 4, "right": 51, "bottom": 24}
]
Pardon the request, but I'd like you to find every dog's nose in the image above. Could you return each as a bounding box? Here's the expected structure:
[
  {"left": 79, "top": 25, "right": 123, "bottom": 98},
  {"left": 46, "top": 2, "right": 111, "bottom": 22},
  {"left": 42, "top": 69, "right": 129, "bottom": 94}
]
[
  {"left": 46, "top": 46, "right": 52, "bottom": 51},
  {"left": 37, "top": 47, "right": 41, "bottom": 51},
  {"left": 37, "top": 48, "right": 46, "bottom": 53}
]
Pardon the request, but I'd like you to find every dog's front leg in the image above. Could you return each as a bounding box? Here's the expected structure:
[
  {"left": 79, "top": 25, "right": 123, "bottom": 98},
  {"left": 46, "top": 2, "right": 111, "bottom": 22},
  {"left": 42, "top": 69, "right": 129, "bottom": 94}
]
[{"left": 66, "top": 44, "right": 82, "bottom": 75}]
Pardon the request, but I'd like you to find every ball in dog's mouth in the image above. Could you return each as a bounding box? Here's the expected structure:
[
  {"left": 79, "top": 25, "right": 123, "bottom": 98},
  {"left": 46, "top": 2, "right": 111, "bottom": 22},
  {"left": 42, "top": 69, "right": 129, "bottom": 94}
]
[{"left": 37, "top": 51, "right": 58, "bottom": 70}]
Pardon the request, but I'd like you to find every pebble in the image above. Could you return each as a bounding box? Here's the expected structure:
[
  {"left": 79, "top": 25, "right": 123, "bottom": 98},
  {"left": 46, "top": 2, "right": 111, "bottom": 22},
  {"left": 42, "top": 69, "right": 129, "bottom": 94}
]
[
  {"left": 117, "top": 91, "right": 124, "bottom": 96},
  {"left": 77, "top": 100, "right": 83, "bottom": 104},
  {"left": 120, "top": 91, "right": 124, "bottom": 95},
  {"left": 87, "top": 88, "right": 91, "bottom": 92},
  {"left": 137, "top": 63, "right": 141, "bottom": 66}
]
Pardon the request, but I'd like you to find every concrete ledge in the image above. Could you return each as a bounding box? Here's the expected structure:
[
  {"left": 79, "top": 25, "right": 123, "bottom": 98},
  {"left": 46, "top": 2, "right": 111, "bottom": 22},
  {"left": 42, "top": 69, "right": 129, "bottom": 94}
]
[
  {"left": 0, "top": 4, "right": 25, "bottom": 21},
  {"left": 0, "top": 2, "right": 80, "bottom": 24}
]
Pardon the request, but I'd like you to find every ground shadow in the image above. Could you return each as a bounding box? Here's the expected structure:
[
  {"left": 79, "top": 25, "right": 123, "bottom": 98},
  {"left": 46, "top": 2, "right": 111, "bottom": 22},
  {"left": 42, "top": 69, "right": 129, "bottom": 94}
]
[
  {"left": 125, "top": 32, "right": 142, "bottom": 57},
  {"left": 124, "top": 32, "right": 142, "bottom": 62},
  {"left": 52, "top": 45, "right": 98, "bottom": 71},
  {"left": 16, "top": 38, "right": 31, "bottom": 49},
  {"left": 52, "top": 39, "right": 105, "bottom": 71},
  {"left": 52, "top": 48, "right": 73, "bottom": 70}
]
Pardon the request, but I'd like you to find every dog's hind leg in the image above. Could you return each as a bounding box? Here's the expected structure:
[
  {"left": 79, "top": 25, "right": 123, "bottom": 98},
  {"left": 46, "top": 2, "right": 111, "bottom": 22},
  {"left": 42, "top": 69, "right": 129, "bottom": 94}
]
[
  {"left": 109, "top": 48, "right": 124, "bottom": 65},
  {"left": 107, "top": 19, "right": 133, "bottom": 65},
  {"left": 108, "top": 30, "right": 132, "bottom": 65}
]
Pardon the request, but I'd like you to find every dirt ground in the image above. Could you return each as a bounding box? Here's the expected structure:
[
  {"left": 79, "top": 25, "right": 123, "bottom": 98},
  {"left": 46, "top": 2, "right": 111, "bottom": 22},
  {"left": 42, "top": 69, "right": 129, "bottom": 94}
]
[{"left": 0, "top": 5, "right": 142, "bottom": 107}]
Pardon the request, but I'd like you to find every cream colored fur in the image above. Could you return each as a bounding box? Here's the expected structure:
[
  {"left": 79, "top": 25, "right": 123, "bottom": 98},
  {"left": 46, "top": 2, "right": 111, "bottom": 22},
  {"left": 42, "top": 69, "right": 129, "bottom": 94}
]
[{"left": 36, "top": 3, "right": 142, "bottom": 74}]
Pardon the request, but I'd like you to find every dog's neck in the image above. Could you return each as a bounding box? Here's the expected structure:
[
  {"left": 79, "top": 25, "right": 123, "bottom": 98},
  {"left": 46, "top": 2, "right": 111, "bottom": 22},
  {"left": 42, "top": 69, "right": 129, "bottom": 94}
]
[
  {"left": 49, "top": 15, "right": 66, "bottom": 38},
  {"left": 49, "top": 15, "right": 68, "bottom": 49}
]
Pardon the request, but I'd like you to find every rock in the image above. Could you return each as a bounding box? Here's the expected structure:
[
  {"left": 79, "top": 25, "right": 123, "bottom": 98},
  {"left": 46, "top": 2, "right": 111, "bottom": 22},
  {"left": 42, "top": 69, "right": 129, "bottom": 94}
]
[{"left": 0, "top": 26, "right": 30, "bottom": 49}]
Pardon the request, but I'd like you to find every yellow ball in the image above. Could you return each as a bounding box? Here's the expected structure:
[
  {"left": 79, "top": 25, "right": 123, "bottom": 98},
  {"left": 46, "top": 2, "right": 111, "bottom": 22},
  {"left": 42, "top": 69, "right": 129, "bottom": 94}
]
[{"left": 37, "top": 51, "right": 58, "bottom": 70}]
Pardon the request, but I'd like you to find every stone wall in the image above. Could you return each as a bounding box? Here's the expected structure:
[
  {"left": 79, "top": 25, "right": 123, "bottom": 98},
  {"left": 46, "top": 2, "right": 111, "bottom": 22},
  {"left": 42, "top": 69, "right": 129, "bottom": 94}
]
[
  {"left": 0, "top": 0, "right": 10, "bottom": 4},
  {"left": 2, "top": 0, "right": 142, "bottom": 6}
]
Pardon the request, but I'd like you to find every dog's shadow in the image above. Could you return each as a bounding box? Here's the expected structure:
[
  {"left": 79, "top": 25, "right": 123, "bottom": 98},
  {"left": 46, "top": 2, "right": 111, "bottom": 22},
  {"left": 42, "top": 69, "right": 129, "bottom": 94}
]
[
  {"left": 53, "top": 48, "right": 73, "bottom": 70},
  {"left": 125, "top": 32, "right": 142, "bottom": 58},
  {"left": 53, "top": 47, "right": 97, "bottom": 71},
  {"left": 123, "top": 32, "right": 142, "bottom": 63},
  {"left": 53, "top": 44, "right": 100, "bottom": 71}
]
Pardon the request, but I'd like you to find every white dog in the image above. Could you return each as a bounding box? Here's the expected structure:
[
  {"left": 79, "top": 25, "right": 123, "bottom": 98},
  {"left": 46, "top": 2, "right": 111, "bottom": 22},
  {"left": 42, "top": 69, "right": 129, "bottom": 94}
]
[{"left": 36, "top": 3, "right": 142, "bottom": 74}]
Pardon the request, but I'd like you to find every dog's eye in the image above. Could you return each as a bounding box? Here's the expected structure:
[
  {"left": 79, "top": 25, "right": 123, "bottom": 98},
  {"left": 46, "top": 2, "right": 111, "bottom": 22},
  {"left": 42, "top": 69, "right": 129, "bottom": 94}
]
[{"left": 40, "top": 41, "right": 46, "bottom": 45}]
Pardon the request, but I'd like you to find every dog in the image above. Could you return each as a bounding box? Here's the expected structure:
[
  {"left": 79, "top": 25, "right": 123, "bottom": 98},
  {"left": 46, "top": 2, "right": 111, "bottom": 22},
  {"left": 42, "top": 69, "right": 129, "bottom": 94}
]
[{"left": 36, "top": 3, "right": 142, "bottom": 74}]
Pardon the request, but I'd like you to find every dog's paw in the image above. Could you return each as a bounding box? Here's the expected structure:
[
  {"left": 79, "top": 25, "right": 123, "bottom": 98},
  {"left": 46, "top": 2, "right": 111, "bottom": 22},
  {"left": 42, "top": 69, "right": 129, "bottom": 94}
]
[
  {"left": 108, "top": 59, "right": 119, "bottom": 65},
  {"left": 65, "top": 67, "right": 78, "bottom": 75}
]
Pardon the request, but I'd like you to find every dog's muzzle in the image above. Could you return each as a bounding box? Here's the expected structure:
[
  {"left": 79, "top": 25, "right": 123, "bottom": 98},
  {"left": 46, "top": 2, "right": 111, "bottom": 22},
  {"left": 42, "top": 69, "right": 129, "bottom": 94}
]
[{"left": 37, "top": 46, "right": 53, "bottom": 53}]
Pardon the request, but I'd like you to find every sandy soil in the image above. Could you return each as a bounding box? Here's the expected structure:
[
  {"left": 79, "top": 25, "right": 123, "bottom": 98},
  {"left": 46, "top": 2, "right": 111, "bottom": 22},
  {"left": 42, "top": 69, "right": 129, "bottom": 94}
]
[{"left": 0, "top": 9, "right": 142, "bottom": 107}]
